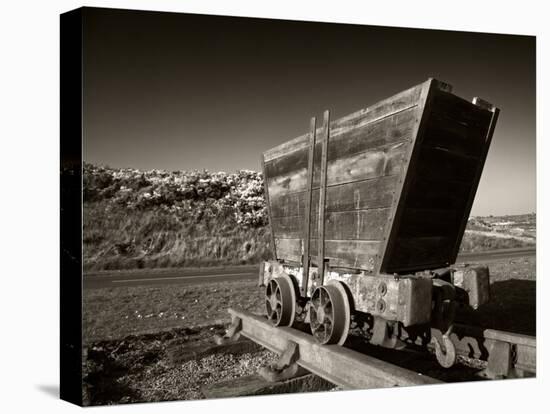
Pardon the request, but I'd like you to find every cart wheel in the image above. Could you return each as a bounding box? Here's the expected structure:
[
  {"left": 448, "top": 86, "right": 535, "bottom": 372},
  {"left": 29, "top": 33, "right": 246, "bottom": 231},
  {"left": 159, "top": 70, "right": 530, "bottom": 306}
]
[
  {"left": 431, "top": 328, "right": 457, "bottom": 368},
  {"left": 309, "top": 281, "right": 351, "bottom": 345},
  {"left": 265, "top": 274, "right": 297, "bottom": 327}
]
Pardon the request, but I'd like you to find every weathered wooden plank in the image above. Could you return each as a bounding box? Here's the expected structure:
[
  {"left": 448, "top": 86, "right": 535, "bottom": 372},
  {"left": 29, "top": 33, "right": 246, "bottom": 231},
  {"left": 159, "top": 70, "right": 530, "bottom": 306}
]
[
  {"left": 275, "top": 238, "right": 380, "bottom": 271},
  {"left": 270, "top": 175, "right": 398, "bottom": 218},
  {"left": 266, "top": 141, "right": 409, "bottom": 199},
  {"left": 274, "top": 238, "right": 303, "bottom": 263},
  {"left": 272, "top": 208, "right": 390, "bottom": 241},
  {"left": 384, "top": 236, "right": 453, "bottom": 272},
  {"left": 400, "top": 177, "right": 471, "bottom": 211},
  {"left": 201, "top": 373, "right": 334, "bottom": 399},
  {"left": 301, "top": 117, "right": 316, "bottom": 295},
  {"left": 414, "top": 146, "right": 479, "bottom": 183},
  {"left": 229, "top": 308, "right": 441, "bottom": 388},
  {"left": 264, "top": 108, "right": 416, "bottom": 181},
  {"left": 331, "top": 84, "right": 422, "bottom": 137},
  {"left": 431, "top": 90, "right": 493, "bottom": 129},
  {"left": 263, "top": 84, "right": 423, "bottom": 162},
  {"left": 315, "top": 141, "right": 408, "bottom": 188},
  {"left": 313, "top": 109, "right": 416, "bottom": 184},
  {"left": 324, "top": 108, "right": 416, "bottom": 165},
  {"left": 318, "top": 110, "right": 330, "bottom": 283},
  {"left": 261, "top": 154, "right": 277, "bottom": 258},
  {"left": 422, "top": 112, "right": 487, "bottom": 158},
  {"left": 395, "top": 208, "right": 461, "bottom": 238},
  {"left": 379, "top": 87, "right": 496, "bottom": 273},
  {"left": 449, "top": 105, "right": 500, "bottom": 262},
  {"left": 377, "top": 79, "right": 434, "bottom": 274}
]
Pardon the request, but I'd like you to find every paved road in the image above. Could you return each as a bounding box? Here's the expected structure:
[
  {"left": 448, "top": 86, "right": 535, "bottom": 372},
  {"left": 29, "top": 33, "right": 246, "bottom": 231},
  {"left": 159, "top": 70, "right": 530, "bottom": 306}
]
[
  {"left": 83, "top": 247, "right": 535, "bottom": 289},
  {"left": 83, "top": 265, "right": 259, "bottom": 289},
  {"left": 457, "top": 247, "right": 535, "bottom": 263}
]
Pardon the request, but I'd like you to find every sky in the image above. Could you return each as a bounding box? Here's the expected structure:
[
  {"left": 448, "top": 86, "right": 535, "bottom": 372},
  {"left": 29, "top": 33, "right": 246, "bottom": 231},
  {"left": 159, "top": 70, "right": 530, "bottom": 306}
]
[{"left": 82, "top": 7, "right": 536, "bottom": 216}]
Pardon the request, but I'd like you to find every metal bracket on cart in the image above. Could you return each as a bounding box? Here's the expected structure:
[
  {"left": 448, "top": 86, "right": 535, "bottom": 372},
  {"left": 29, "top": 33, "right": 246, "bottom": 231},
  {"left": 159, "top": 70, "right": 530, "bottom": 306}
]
[{"left": 371, "top": 316, "right": 405, "bottom": 350}]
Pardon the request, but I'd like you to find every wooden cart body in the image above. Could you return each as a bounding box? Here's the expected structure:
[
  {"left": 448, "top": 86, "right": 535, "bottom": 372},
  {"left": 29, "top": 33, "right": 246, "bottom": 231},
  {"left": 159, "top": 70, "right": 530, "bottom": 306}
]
[{"left": 262, "top": 78, "right": 499, "bottom": 276}]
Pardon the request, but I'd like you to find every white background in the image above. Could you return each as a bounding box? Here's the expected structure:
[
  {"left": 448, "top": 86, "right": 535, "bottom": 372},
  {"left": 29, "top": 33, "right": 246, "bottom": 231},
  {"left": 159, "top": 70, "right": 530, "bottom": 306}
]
[{"left": 0, "top": 0, "right": 547, "bottom": 412}]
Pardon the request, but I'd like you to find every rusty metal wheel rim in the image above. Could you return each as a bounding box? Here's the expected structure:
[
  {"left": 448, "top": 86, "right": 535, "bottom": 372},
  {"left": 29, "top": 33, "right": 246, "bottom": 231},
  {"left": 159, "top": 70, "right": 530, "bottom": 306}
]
[
  {"left": 309, "top": 281, "right": 351, "bottom": 345},
  {"left": 265, "top": 275, "right": 296, "bottom": 327}
]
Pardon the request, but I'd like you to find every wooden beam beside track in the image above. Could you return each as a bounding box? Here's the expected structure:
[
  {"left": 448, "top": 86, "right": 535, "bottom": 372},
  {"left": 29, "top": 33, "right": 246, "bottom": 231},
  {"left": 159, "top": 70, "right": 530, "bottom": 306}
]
[
  {"left": 201, "top": 373, "right": 334, "bottom": 399},
  {"left": 228, "top": 308, "right": 441, "bottom": 389},
  {"left": 452, "top": 324, "right": 536, "bottom": 377}
]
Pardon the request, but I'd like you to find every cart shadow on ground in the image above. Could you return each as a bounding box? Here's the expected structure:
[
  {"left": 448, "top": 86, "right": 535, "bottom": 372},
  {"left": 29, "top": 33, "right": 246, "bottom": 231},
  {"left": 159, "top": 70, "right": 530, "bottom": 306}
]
[{"left": 459, "top": 279, "right": 536, "bottom": 336}]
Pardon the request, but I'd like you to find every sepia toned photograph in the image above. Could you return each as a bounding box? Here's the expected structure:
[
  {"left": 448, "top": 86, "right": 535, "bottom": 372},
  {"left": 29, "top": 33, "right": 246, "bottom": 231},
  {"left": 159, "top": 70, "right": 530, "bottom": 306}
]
[{"left": 60, "top": 6, "right": 536, "bottom": 406}]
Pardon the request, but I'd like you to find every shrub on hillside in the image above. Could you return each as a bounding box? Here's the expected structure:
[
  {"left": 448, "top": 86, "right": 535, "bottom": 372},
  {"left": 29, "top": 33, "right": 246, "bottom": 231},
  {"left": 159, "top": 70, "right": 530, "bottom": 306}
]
[
  {"left": 83, "top": 164, "right": 271, "bottom": 270},
  {"left": 84, "top": 163, "right": 268, "bottom": 228}
]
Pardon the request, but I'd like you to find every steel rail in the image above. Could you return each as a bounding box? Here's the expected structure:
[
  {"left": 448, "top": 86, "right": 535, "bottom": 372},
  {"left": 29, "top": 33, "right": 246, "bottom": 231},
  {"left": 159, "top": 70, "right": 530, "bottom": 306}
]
[{"left": 228, "top": 308, "right": 441, "bottom": 389}]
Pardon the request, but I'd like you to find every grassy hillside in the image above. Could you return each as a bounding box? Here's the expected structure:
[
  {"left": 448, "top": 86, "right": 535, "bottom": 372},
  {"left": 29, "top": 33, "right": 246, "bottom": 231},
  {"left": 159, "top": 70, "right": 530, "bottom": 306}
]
[
  {"left": 82, "top": 164, "right": 535, "bottom": 271},
  {"left": 83, "top": 164, "right": 271, "bottom": 270}
]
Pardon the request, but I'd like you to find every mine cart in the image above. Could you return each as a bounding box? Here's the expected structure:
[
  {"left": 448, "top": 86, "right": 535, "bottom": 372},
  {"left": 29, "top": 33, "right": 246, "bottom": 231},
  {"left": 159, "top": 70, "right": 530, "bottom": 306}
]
[{"left": 259, "top": 78, "right": 499, "bottom": 368}]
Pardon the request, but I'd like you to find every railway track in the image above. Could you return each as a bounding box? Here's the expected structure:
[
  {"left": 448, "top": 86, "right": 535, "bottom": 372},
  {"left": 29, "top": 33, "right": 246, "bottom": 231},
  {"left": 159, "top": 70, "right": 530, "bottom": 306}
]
[{"left": 193, "top": 308, "right": 535, "bottom": 397}]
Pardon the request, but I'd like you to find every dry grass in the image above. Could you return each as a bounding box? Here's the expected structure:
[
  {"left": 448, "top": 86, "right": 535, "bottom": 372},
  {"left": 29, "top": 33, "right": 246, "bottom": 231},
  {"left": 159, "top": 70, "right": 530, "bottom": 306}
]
[
  {"left": 84, "top": 201, "right": 272, "bottom": 270},
  {"left": 459, "top": 231, "right": 535, "bottom": 252}
]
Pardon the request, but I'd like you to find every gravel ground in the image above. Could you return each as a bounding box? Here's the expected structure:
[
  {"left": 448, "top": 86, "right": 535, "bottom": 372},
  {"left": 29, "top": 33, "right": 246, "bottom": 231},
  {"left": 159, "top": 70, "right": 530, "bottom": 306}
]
[
  {"left": 83, "top": 324, "right": 278, "bottom": 405},
  {"left": 83, "top": 322, "right": 491, "bottom": 406},
  {"left": 143, "top": 351, "right": 278, "bottom": 401}
]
